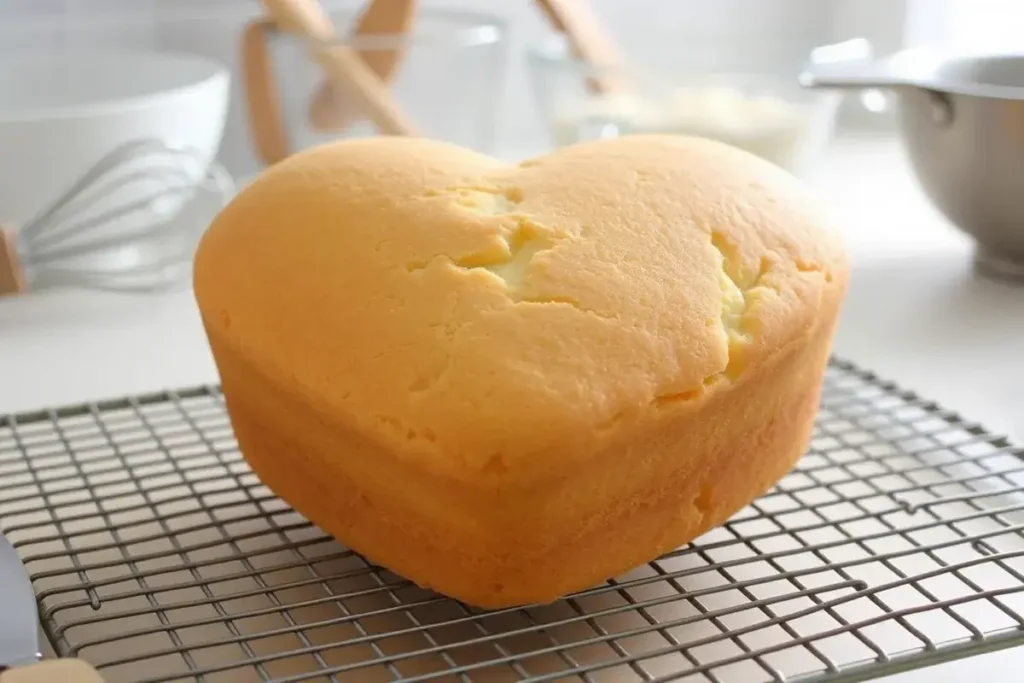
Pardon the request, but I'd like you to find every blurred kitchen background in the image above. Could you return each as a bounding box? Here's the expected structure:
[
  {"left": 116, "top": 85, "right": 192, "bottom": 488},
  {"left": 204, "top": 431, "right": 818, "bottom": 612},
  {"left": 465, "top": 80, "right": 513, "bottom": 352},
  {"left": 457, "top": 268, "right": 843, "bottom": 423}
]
[
  {"left": 4, "top": 0, "right": 1024, "bottom": 452},
  {"left": 2, "top": 0, "right": 1020, "bottom": 181}
]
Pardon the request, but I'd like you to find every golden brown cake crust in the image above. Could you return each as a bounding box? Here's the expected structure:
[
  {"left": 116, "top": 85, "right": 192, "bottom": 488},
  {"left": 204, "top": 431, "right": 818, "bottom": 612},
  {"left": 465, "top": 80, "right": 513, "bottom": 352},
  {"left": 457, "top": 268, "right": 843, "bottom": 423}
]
[{"left": 194, "top": 135, "right": 850, "bottom": 607}]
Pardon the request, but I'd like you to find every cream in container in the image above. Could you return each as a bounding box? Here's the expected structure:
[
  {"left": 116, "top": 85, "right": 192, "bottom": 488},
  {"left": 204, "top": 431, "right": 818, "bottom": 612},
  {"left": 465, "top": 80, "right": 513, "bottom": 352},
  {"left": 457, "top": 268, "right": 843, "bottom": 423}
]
[{"left": 551, "top": 85, "right": 831, "bottom": 176}]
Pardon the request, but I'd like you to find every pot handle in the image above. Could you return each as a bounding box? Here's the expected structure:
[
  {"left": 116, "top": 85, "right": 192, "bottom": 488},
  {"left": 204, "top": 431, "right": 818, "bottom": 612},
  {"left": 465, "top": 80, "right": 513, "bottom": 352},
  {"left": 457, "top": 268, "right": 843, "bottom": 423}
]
[
  {"left": 800, "top": 56, "right": 908, "bottom": 91},
  {"left": 800, "top": 38, "right": 904, "bottom": 116}
]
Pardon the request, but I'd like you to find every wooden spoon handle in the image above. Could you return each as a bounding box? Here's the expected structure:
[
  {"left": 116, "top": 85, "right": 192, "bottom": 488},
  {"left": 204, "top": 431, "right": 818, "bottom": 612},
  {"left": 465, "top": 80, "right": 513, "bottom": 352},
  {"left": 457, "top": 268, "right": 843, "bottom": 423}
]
[
  {"left": 533, "top": 0, "right": 627, "bottom": 94},
  {"left": 310, "top": 0, "right": 419, "bottom": 132},
  {"left": 241, "top": 18, "right": 291, "bottom": 165},
  {"left": 0, "top": 226, "right": 26, "bottom": 296},
  {"left": 1, "top": 660, "right": 104, "bottom": 682},
  {"left": 312, "top": 43, "right": 418, "bottom": 135},
  {"left": 262, "top": 0, "right": 335, "bottom": 39},
  {"left": 260, "top": 0, "right": 418, "bottom": 136},
  {"left": 348, "top": 0, "right": 418, "bottom": 81}
]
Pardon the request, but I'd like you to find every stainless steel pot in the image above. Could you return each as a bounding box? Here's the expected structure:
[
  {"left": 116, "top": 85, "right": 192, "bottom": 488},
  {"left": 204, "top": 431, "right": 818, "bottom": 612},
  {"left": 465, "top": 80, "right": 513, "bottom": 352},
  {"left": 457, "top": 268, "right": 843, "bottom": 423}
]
[{"left": 801, "top": 49, "right": 1024, "bottom": 282}]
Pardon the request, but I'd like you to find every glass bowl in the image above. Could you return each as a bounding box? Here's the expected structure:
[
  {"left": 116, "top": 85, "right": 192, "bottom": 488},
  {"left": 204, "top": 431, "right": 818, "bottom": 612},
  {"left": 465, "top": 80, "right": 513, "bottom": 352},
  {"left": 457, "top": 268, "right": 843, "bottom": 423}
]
[
  {"left": 527, "top": 35, "right": 860, "bottom": 177},
  {"left": 263, "top": 8, "right": 507, "bottom": 157}
]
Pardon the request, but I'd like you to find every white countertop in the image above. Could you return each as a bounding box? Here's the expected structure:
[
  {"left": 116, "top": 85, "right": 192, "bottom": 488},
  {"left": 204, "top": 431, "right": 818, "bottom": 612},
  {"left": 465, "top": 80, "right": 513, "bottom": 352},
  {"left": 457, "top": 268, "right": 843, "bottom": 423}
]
[{"left": 2, "top": 133, "right": 1023, "bottom": 681}]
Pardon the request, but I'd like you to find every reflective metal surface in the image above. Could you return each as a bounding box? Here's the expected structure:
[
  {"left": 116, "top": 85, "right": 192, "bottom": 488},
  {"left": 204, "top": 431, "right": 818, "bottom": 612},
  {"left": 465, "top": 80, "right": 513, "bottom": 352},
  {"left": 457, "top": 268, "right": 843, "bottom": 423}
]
[{"left": 802, "top": 50, "right": 1024, "bottom": 282}]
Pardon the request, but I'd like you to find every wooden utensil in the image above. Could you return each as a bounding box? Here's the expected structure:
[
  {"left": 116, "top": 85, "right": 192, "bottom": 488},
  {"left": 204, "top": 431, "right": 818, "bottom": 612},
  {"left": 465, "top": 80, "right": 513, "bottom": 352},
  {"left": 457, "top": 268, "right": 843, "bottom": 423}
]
[
  {"left": 0, "top": 140, "right": 234, "bottom": 297},
  {"left": 310, "top": 0, "right": 623, "bottom": 131},
  {"left": 0, "top": 228, "right": 25, "bottom": 296},
  {"left": 309, "top": 0, "right": 418, "bottom": 132},
  {"left": 533, "top": 0, "right": 628, "bottom": 95},
  {"left": 258, "top": 0, "right": 418, "bottom": 137},
  {"left": 1, "top": 660, "right": 104, "bottom": 682},
  {"left": 242, "top": 18, "right": 291, "bottom": 165},
  {"left": 239, "top": 0, "right": 623, "bottom": 167}
]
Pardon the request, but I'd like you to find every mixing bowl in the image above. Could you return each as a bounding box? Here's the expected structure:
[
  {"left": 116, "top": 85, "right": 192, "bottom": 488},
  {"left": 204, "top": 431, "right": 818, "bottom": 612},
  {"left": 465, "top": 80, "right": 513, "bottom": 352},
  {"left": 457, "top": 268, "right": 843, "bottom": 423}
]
[
  {"left": 802, "top": 49, "right": 1024, "bottom": 282},
  {"left": 0, "top": 49, "right": 229, "bottom": 231}
]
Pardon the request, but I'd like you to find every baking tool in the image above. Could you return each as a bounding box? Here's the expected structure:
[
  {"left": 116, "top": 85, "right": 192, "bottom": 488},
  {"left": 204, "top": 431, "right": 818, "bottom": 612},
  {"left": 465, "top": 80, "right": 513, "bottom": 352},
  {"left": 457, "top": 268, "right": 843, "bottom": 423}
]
[
  {"left": 1, "top": 358, "right": 1023, "bottom": 681},
  {"left": 0, "top": 139, "right": 233, "bottom": 296},
  {"left": 242, "top": 0, "right": 623, "bottom": 164},
  {"left": 0, "top": 50, "right": 229, "bottom": 232},
  {"left": 258, "top": 0, "right": 418, "bottom": 137},
  {"left": 309, "top": 0, "right": 419, "bottom": 132},
  {"left": 533, "top": 0, "right": 627, "bottom": 95},
  {"left": 242, "top": 18, "right": 292, "bottom": 166},
  {"left": 307, "top": 0, "right": 617, "bottom": 133},
  {"left": 801, "top": 50, "right": 1024, "bottom": 282},
  {"left": 0, "top": 533, "right": 103, "bottom": 681},
  {"left": 243, "top": 9, "right": 505, "bottom": 166}
]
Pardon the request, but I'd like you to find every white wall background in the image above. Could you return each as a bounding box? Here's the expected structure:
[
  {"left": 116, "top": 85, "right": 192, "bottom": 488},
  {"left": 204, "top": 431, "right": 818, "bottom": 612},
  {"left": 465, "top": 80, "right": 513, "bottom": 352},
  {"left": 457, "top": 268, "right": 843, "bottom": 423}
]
[{"left": 0, "top": 0, "right": 944, "bottom": 179}]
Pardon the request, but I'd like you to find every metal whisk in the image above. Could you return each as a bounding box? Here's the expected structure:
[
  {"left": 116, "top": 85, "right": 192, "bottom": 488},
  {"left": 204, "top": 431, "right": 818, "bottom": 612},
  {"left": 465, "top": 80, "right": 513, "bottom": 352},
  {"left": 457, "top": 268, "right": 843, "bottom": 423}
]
[{"left": 0, "top": 138, "right": 234, "bottom": 296}]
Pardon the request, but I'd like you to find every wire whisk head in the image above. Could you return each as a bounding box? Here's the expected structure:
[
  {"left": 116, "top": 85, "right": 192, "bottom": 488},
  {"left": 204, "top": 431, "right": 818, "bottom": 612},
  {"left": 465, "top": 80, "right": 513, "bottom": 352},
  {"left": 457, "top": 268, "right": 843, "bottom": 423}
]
[{"left": 14, "top": 137, "right": 234, "bottom": 293}]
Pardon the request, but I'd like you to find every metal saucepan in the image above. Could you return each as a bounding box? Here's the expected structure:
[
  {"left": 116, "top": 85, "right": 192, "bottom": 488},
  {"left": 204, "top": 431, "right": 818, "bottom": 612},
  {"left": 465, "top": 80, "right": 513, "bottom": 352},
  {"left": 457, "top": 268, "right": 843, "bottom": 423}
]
[{"left": 801, "top": 48, "right": 1024, "bottom": 282}]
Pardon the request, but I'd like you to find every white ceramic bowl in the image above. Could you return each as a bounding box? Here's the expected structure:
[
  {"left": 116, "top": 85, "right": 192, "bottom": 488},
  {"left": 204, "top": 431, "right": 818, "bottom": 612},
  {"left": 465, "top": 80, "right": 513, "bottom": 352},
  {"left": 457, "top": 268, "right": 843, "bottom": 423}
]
[{"left": 0, "top": 49, "right": 229, "bottom": 231}]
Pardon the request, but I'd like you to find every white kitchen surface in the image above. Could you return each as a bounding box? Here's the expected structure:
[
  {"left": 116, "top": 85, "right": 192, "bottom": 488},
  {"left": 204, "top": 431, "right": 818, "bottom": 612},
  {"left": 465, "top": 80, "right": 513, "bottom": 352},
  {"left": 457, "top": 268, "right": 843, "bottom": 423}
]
[{"left": 2, "top": 133, "right": 1023, "bottom": 681}]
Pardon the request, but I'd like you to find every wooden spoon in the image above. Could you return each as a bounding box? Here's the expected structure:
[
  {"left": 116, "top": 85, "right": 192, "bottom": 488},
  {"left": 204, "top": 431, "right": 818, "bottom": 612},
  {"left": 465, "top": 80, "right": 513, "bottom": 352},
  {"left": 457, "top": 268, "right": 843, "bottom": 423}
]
[
  {"left": 533, "top": 0, "right": 628, "bottom": 95},
  {"left": 259, "top": 0, "right": 418, "bottom": 136},
  {"left": 309, "top": 0, "right": 419, "bottom": 133},
  {"left": 0, "top": 226, "right": 25, "bottom": 296},
  {"left": 241, "top": 17, "right": 291, "bottom": 165}
]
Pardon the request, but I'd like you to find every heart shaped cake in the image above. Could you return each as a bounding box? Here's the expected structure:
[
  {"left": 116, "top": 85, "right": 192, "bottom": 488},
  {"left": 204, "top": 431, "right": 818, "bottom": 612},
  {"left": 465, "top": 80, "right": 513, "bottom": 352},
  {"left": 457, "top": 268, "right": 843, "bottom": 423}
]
[{"left": 193, "top": 135, "right": 848, "bottom": 608}]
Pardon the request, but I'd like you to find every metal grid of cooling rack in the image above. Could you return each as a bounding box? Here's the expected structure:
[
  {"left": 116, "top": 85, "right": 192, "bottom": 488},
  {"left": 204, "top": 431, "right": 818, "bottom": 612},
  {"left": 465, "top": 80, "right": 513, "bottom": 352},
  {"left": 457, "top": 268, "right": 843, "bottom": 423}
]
[{"left": 1, "top": 358, "right": 1024, "bottom": 683}]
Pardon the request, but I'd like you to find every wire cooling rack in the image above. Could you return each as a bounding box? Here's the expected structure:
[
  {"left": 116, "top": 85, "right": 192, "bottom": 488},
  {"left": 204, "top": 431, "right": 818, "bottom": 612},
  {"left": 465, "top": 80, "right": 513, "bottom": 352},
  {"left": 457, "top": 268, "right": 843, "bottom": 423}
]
[{"left": 1, "top": 358, "right": 1023, "bottom": 683}]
